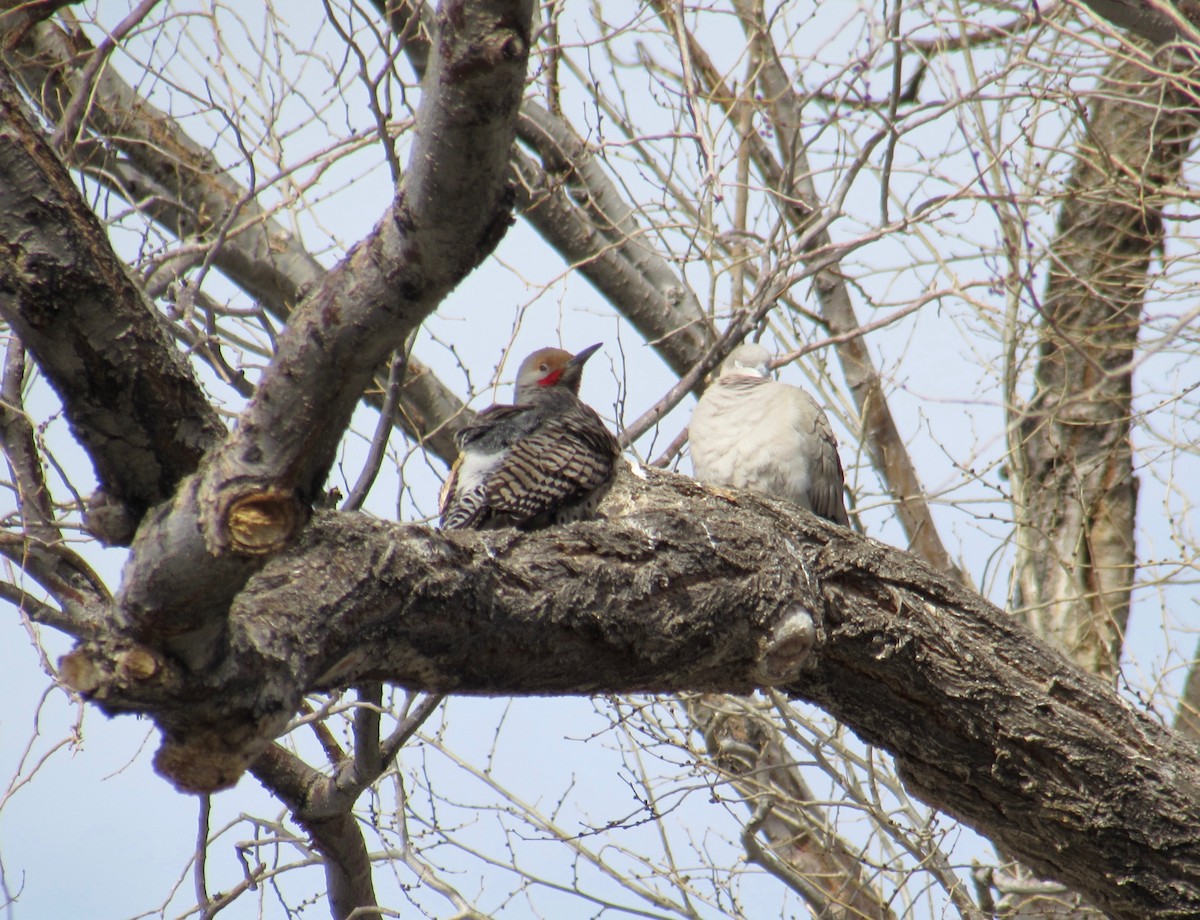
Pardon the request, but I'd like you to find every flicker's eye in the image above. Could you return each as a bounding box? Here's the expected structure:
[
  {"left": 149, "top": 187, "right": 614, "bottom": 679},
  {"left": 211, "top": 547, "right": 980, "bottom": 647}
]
[{"left": 539, "top": 364, "right": 549, "bottom": 373}]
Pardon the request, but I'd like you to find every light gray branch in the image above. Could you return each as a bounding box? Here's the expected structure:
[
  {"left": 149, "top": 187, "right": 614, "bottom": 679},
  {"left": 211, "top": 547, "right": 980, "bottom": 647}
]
[
  {"left": 1012, "top": 56, "right": 1200, "bottom": 678},
  {"left": 512, "top": 107, "right": 712, "bottom": 374},
  {"left": 376, "top": 0, "right": 714, "bottom": 379}
]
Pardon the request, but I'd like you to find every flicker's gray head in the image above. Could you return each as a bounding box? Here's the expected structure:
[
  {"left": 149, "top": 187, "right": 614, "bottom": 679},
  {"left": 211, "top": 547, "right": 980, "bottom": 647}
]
[
  {"left": 514, "top": 343, "right": 601, "bottom": 401},
  {"left": 720, "top": 343, "right": 772, "bottom": 379}
]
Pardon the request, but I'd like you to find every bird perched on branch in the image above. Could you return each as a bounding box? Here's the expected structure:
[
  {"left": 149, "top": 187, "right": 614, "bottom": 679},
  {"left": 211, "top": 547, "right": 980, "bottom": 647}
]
[
  {"left": 688, "top": 342, "right": 850, "bottom": 526},
  {"left": 439, "top": 343, "right": 621, "bottom": 530}
]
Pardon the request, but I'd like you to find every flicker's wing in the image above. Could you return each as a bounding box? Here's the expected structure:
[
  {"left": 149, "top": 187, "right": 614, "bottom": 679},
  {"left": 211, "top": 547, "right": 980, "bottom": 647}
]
[
  {"left": 453, "top": 404, "right": 542, "bottom": 451},
  {"left": 482, "top": 404, "right": 618, "bottom": 526}
]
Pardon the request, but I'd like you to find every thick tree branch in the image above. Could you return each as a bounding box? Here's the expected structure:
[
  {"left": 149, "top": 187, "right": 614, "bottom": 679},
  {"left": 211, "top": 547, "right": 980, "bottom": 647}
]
[
  {"left": 4, "top": 17, "right": 470, "bottom": 467},
  {"left": 4, "top": 19, "right": 329, "bottom": 318},
  {"left": 56, "top": 466, "right": 1200, "bottom": 918},
  {"left": 111, "top": 0, "right": 534, "bottom": 663},
  {"left": 512, "top": 106, "right": 713, "bottom": 373},
  {"left": 0, "top": 66, "right": 224, "bottom": 527}
]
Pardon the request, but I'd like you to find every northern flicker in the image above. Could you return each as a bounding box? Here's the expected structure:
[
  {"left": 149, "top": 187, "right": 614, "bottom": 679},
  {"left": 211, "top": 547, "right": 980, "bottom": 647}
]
[
  {"left": 688, "top": 342, "right": 850, "bottom": 526},
  {"left": 439, "top": 343, "right": 621, "bottom": 530}
]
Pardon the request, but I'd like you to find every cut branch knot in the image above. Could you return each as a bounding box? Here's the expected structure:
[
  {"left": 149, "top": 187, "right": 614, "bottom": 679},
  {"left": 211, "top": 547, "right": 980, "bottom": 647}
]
[
  {"left": 59, "top": 640, "right": 169, "bottom": 699},
  {"left": 217, "top": 486, "right": 303, "bottom": 556},
  {"left": 754, "top": 606, "right": 815, "bottom": 685}
]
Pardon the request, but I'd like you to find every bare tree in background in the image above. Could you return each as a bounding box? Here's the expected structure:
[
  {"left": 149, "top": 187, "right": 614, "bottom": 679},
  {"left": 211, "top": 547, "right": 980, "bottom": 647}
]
[{"left": 3, "top": 2, "right": 1200, "bottom": 919}]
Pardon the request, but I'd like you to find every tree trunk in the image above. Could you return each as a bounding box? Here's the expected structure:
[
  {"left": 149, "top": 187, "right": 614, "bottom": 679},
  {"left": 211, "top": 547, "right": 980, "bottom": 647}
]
[{"left": 1011, "top": 55, "right": 1199, "bottom": 682}]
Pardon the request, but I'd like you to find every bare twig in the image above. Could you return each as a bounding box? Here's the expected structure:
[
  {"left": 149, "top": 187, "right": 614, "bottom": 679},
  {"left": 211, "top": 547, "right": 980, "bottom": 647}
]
[
  {"left": 344, "top": 350, "right": 409, "bottom": 511},
  {"left": 50, "top": 0, "right": 162, "bottom": 151},
  {"left": 194, "top": 794, "right": 211, "bottom": 919}
]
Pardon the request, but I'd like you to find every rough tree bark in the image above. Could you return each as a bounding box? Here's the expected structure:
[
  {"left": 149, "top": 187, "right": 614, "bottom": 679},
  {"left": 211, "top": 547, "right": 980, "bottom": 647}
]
[
  {"left": 0, "top": 68, "right": 225, "bottom": 528},
  {"left": 50, "top": 466, "right": 1200, "bottom": 920},
  {"left": 377, "top": 6, "right": 900, "bottom": 913},
  {"left": 1, "top": 16, "right": 471, "bottom": 466},
  {"left": 6, "top": 3, "right": 1200, "bottom": 919},
  {"left": 1, "top": 4, "right": 534, "bottom": 916},
  {"left": 3, "top": 0, "right": 535, "bottom": 671}
]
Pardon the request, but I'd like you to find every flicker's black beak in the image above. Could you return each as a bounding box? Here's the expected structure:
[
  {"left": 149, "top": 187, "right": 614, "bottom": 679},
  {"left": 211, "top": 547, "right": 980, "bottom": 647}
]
[{"left": 568, "top": 342, "right": 602, "bottom": 368}]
